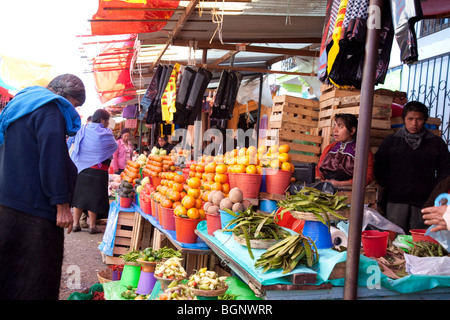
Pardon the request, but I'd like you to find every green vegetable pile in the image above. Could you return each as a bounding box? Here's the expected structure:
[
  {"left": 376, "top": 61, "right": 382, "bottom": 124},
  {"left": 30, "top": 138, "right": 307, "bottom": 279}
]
[
  {"left": 222, "top": 206, "right": 291, "bottom": 259},
  {"left": 119, "top": 250, "right": 141, "bottom": 263},
  {"left": 407, "top": 240, "right": 449, "bottom": 257},
  {"left": 277, "top": 186, "right": 349, "bottom": 227},
  {"left": 139, "top": 246, "right": 182, "bottom": 262},
  {"left": 254, "top": 234, "right": 319, "bottom": 274}
]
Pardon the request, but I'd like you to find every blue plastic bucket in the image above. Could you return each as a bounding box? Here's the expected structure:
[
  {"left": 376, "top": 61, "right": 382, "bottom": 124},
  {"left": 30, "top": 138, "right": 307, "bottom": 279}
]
[
  {"left": 302, "top": 220, "right": 333, "bottom": 249},
  {"left": 260, "top": 200, "right": 277, "bottom": 213},
  {"left": 220, "top": 210, "right": 238, "bottom": 231}
]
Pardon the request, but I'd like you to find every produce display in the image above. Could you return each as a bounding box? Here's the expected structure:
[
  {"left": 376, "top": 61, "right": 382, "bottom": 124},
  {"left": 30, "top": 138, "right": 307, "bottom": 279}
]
[
  {"left": 277, "top": 186, "right": 349, "bottom": 226},
  {"left": 139, "top": 247, "right": 182, "bottom": 262},
  {"left": 142, "top": 147, "right": 176, "bottom": 178},
  {"left": 119, "top": 250, "right": 140, "bottom": 263},
  {"left": 153, "top": 172, "right": 187, "bottom": 210},
  {"left": 116, "top": 180, "right": 135, "bottom": 199},
  {"left": 154, "top": 257, "right": 187, "bottom": 280},
  {"left": 203, "top": 188, "right": 252, "bottom": 215},
  {"left": 255, "top": 234, "right": 319, "bottom": 273},
  {"left": 121, "top": 160, "right": 141, "bottom": 184},
  {"left": 187, "top": 268, "right": 228, "bottom": 291},
  {"left": 406, "top": 240, "right": 449, "bottom": 257},
  {"left": 157, "top": 281, "right": 196, "bottom": 300},
  {"left": 223, "top": 206, "right": 291, "bottom": 259}
]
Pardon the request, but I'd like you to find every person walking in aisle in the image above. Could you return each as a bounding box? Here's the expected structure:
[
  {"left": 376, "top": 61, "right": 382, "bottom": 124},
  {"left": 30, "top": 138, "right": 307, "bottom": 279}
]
[
  {"left": 70, "top": 109, "right": 118, "bottom": 234},
  {"left": 0, "top": 74, "right": 85, "bottom": 300}
]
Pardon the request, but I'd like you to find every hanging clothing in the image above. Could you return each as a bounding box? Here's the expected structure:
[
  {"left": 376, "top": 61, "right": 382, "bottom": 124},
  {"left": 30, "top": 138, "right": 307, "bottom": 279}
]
[
  {"left": 161, "top": 63, "right": 181, "bottom": 123},
  {"left": 173, "top": 66, "right": 196, "bottom": 127}
]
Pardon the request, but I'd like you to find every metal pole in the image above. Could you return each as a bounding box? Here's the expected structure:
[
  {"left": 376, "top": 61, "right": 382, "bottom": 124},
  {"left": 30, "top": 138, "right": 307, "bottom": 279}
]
[
  {"left": 343, "top": 0, "right": 383, "bottom": 300},
  {"left": 256, "top": 73, "right": 263, "bottom": 143}
]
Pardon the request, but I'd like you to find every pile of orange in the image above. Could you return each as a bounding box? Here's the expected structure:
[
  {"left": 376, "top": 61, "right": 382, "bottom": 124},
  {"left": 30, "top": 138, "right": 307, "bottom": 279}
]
[
  {"left": 173, "top": 174, "right": 205, "bottom": 220},
  {"left": 224, "top": 146, "right": 263, "bottom": 175},
  {"left": 259, "top": 144, "right": 295, "bottom": 172},
  {"left": 151, "top": 172, "right": 186, "bottom": 210},
  {"left": 189, "top": 156, "right": 231, "bottom": 198},
  {"left": 120, "top": 160, "right": 141, "bottom": 184},
  {"left": 142, "top": 154, "right": 176, "bottom": 178}
]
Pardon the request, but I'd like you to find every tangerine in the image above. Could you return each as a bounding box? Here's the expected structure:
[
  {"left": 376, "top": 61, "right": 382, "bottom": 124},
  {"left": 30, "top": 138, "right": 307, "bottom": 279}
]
[
  {"left": 172, "top": 201, "right": 182, "bottom": 209},
  {"left": 187, "top": 188, "right": 201, "bottom": 199},
  {"left": 187, "top": 177, "right": 202, "bottom": 189},
  {"left": 215, "top": 164, "right": 228, "bottom": 174},
  {"left": 279, "top": 152, "right": 291, "bottom": 163},
  {"left": 234, "top": 164, "right": 246, "bottom": 174},
  {"left": 174, "top": 174, "right": 185, "bottom": 184},
  {"left": 187, "top": 207, "right": 200, "bottom": 219},
  {"left": 278, "top": 144, "right": 290, "bottom": 154},
  {"left": 174, "top": 205, "right": 187, "bottom": 217},
  {"left": 246, "top": 165, "right": 257, "bottom": 174},
  {"left": 181, "top": 195, "right": 196, "bottom": 209},
  {"left": 172, "top": 182, "right": 184, "bottom": 193},
  {"left": 222, "top": 183, "right": 230, "bottom": 194},
  {"left": 210, "top": 182, "right": 223, "bottom": 192},
  {"left": 195, "top": 198, "right": 203, "bottom": 209},
  {"left": 214, "top": 173, "right": 228, "bottom": 184},
  {"left": 198, "top": 209, "right": 206, "bottom": 219}
]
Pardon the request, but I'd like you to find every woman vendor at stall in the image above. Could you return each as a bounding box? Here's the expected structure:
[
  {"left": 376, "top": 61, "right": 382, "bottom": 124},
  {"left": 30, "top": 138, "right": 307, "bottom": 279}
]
[{"left": 315, "top": 113, "right": 374, "bottom": 187}]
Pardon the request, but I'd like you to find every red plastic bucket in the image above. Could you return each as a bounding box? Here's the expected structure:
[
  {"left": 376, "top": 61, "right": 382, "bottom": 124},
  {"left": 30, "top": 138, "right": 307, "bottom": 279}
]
[
  {"left": 265, "top": 169, "right": 293, "bottom": 195},
  {"left": 119, "top": 197, "right": 132, "bottom": 208},
  {"left": 206, "top": 212, "right": 222, "bottom": 235},
  {"left": 158, "top": 204, "right": 164, "bottom": 225},
  {"left": 361, "top": 230, "right": 389, "bottom": 258},
  {"left": 141, "top": 200, "right": 151, "bottom": 215},
  {"left": 161, "top": 207, "right": 176, "bottom": 231},
  {"left": 229, "top": 173, "right": 261, "bottom": 198},
  {"left": 410, "top": 229, "right": 439, "bottom": 244},
  {"left": 175, "top": 215, "right": 202, "bottom": 243},
  {"left": 150, "top": 199, "right": 156, "bottom": 218}
]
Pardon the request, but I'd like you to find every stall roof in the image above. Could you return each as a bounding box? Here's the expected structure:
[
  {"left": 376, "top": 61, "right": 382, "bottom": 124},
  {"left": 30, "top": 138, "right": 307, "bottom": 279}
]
[{"left": 81, "top": 0, "right": 328, "bottom": 105}]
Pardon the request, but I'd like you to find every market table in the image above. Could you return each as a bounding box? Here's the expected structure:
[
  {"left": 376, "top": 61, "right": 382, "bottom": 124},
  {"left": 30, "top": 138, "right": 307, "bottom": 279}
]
[{"left": 195, "top": 221, "right": 450, "bottom": 300}]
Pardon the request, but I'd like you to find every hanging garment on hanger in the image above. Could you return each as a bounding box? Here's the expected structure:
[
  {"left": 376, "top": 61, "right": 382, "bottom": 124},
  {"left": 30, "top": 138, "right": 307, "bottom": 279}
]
[
  {"left": 226, "top": 72, "right": 243, "bottom": 119},
  {"left": 390, "top": 0, "right": 423, "bottom": 64},
  {"left": 173, "top": 66, "right": 196, "bottom": 127},
  {"left": 145, "top": 65, "right": 164, "bottom": 124},
  {"left": 141, "top": 64, "right": 163, "bottom": 121},
  {"left": 161, "top": 63, "right": 181, "bottom": 123},
  {"left": 154, "top": 65, "right": 174, "bottom": 124},
  {"left": 186, "top": 68, "right": 212, "bottom": 125}
]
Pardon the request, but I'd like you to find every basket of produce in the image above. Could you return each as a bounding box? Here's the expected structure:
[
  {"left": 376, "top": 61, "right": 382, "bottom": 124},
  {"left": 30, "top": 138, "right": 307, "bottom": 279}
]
[
  {"left": 278, "top": 186, "right": 350, "bottom": 223},
  {"left": 222, "top": 206, "right": 291, "bottom": 259},
  {"left": 187, "top": 268, "right": 228, "bottom": 297},
  {"left": 154, "top": 257, "right": 187, "bottom": 290},
  {"left": 254, "top": 234, "right": 319, "bottom": 274},
  {"left": 156, "top": 282, "right": 196, "bottom": 300}
]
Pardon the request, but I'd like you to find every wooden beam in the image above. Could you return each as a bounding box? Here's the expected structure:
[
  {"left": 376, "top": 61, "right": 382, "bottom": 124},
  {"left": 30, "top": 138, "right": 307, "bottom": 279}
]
[
  {"left": 149, "top": 0, "right": 200, "bottom": 71},
  {"left": 159, "top": 59, "right": 317, "bottom": 77},
  {"left": 148, "top": 39, "right": 318, "bottom": 57},
  {"left": 141, "top": 37, "right": 322, "bottom": 45},
  {"left": 210, "top": 50, "right": 238, "bottom": 65}
]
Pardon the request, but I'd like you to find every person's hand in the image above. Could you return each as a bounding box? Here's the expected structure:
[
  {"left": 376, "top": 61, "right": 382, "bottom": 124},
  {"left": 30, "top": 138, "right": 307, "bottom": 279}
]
[
  {"left": 421, "top": 205, "right": 448, "bottom": 232},
  {"left": 56, "top": 203, "right": 74, "bottom": 234}
]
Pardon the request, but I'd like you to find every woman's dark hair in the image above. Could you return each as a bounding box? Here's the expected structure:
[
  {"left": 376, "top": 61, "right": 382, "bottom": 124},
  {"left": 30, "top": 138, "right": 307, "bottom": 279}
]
[
  {"left": 402, "top": 101, "right": 429, "bottom": 121},
  {"left": 47, "top": 74, "right": 86, "bottom": 105},
  {"left": 91, "top": 109, "right": 110, "bottom": 123},
  {"left": 117, "top": 128, "right": 131, "bottom": 140},
  {"left": 334, "top": 113, "right": 358, "bottom": 138}
]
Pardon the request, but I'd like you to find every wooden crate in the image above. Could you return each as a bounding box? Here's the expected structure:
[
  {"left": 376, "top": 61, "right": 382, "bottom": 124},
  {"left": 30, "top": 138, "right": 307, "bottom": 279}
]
[
  {"left": 266, "top": 129, "right": 323, "bottom": 164},
  {"left": 269, "top": 95, "right": 319, "bottom": 131},
  {"left": 318, "top": 85, "right": 395, "bottom": 151},
  {"left": 103, "top": 210, "right": 145, "bottom": 265}
]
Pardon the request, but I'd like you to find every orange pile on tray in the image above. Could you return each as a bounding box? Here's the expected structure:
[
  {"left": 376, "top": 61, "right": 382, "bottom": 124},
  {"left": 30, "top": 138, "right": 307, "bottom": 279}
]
[
  {"left": 142, "top": 154, "right": 176, "bottom": 178},
  {"left": 120, "top": 160, "right": 142, "bottom": 184}
]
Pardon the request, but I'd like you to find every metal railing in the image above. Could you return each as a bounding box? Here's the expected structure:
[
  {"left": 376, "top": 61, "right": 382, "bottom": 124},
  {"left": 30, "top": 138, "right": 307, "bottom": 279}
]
[{"left": 404, "top": 53, "right": 450, "bottom": 146}]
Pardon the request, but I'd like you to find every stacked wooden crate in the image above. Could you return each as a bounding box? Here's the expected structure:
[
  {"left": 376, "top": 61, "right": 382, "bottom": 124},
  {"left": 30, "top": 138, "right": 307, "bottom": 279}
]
[
  {"left": 268, "top": 95, "right": 322, "bottom": 164},
  {"left": 318, "top": 85, "right": 394, "bottom": 153}
]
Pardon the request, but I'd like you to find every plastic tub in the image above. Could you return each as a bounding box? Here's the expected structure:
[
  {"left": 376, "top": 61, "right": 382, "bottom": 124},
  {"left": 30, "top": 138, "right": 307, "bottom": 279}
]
[
  {"left": 361, "top": 230, "right": 390, "bottom": 258},
  {"left": 410, "top": 229, "right": 439, "bottom": 244}
]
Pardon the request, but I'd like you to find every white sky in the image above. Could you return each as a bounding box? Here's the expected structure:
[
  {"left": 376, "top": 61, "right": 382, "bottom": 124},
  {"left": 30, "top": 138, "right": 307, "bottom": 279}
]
[{"left": 0, "top": 0, "right": 102, "bottom": 117}]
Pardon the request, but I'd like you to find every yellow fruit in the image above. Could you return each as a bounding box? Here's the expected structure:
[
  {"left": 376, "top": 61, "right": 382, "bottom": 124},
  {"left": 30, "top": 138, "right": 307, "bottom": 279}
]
[
  {"left": 246, "top": 165, "right": 257, "bottom": 174},
  {"left": 279, "top": 144, "right": 290, "bottom": 154},
  {"left": 187, "top": 207, "right": 200, "bottom": 219}
]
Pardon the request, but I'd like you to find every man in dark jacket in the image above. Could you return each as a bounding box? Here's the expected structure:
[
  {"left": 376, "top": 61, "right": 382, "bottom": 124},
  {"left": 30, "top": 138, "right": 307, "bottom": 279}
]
[
  {"left": 374, "top": 101, "right": 450, "bottom": 233},
  {"left": 0, "top": 74, "right": 85, "bottom": 299}
]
